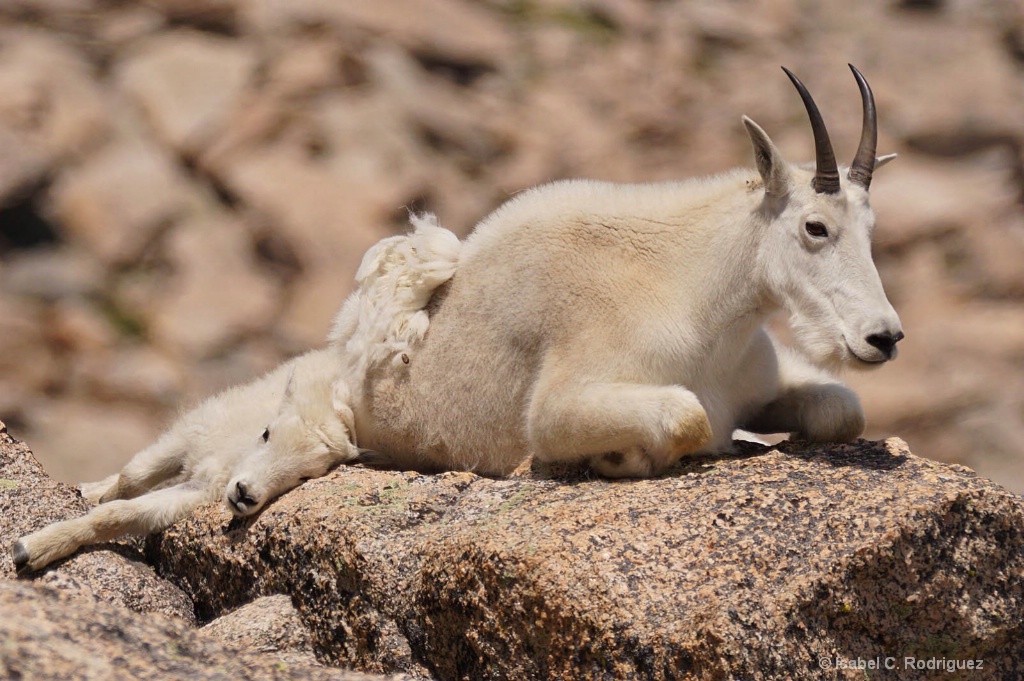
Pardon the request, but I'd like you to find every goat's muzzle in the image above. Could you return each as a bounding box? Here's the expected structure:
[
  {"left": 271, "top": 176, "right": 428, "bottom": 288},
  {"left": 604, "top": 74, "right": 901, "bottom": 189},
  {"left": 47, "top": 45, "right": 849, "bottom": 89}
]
[{"left": 227, "top": 480, "right": 259, "bottom": 516}]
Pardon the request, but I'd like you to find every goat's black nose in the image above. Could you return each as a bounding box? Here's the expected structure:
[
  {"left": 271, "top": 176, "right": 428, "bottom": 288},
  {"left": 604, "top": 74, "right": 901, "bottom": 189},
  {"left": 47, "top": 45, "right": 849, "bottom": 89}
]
[
  {"left": 235, "top": 481, "right": 256, "bottom": 506},
  {"left": 865, "top": 330, "right": 904, "bottom": 357}
]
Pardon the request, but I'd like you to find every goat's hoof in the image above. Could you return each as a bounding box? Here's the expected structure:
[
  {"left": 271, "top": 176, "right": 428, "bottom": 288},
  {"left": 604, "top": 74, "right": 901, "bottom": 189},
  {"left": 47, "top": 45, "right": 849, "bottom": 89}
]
[
  {"left": 11, "top": 540, "right": 29, "bottom": 573},
  {"left": 590, "top": 448, "right": 660, "bottom": 478}
]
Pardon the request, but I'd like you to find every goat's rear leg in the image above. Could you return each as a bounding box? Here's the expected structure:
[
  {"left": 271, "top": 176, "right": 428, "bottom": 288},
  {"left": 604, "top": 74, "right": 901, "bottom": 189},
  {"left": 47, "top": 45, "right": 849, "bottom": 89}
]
[
  {"left": 527, "top": 379, "right": 713, "bottom": 478},
  {"left": 78, "top": 473, "right": 120, "bottom": 504},
  {"left": 13, "top": 484, "right": 209, "bottom": 573},
  {"left": 100, "top": 434, "right": 188, "bottom": 502}
]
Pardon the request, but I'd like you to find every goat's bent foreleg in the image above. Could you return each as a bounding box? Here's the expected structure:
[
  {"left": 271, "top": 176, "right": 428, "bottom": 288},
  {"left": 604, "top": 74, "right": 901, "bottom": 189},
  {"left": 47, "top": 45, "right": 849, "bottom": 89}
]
[
  {"left": 527, "top": 378, "right": 712, "bottom": 478},
  {"left": 741, "top": 343, "right": 865, "bottom": 442},
  {"left": 13, "top": 485, "right": 210, "bottom": 573},
  {"left": 742, "top": 384, "right": 864, "bottom": 442}
]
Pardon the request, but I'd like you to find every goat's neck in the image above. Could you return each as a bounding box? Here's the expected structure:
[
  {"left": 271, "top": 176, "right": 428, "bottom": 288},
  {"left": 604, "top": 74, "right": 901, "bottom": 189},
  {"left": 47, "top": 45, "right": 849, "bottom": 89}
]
[{"left": 664, "top": 182, "right": 776, "bottom": 339}]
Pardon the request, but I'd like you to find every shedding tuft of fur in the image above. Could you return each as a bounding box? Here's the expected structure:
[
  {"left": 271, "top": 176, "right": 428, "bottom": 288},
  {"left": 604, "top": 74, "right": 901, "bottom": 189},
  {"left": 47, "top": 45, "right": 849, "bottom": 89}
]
[{"left": 329, "top": 213, "right": 461, "bottom": 380}]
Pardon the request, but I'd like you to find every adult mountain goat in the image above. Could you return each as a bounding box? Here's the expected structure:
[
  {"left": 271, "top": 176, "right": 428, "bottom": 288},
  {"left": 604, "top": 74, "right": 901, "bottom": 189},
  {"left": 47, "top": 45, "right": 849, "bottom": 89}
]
[{"left": 350, "top": 65, "right": 904, "bottom": 478}]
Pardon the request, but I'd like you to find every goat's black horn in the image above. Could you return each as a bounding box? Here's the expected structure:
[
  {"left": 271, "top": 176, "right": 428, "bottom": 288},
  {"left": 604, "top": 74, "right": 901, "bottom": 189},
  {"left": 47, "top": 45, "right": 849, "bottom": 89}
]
[
  {"left": 782, "top": 66, "right": 841, "bottom": 195},
  {"left": 847, "top": 64, "right": 877, "bottom": 190}
]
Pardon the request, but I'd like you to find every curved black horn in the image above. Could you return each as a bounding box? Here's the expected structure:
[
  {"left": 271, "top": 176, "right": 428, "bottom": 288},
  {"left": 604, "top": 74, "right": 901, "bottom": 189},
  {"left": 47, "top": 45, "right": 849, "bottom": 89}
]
[
  {"left": 847, "top": 64, "right": 877, "bottom": 190},
  {"left": 782, "top": 66, "right": 840, "bottom": 195}
]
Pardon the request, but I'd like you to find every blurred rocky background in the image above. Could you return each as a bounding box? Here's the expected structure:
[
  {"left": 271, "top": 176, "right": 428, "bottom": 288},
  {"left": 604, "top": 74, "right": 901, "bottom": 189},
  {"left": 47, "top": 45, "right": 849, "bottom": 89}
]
[{"left": 0, "top": 0, "right": 1021, "bottom": 492}]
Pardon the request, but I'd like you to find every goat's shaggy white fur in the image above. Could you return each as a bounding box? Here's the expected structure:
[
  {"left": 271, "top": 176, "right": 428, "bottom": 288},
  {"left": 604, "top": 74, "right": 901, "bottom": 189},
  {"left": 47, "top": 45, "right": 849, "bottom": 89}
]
[
  {"left": 12, "top": 214, "right": 460, "bottom": 573},
  {"left": 14, "top": 67, "right": 903, "bottom": 569},
  {"left": 13, "top": 348, "right": 354, "bottom": 573},
  {"left": 329, "top": 212, "right": 460, "bottom": 376}
]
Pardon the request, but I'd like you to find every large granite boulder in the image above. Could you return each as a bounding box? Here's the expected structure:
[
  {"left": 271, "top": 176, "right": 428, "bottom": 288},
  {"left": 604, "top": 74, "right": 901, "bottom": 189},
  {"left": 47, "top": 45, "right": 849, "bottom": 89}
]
[
  {"left": 0, "top": 580, "right": 396, "bottom": 681},
  {"left": 3, "top": 416, "right": 1023, "bottom": 679},
  {"left": 148, "top": 437, "right": 1024, "bottom": 679}
]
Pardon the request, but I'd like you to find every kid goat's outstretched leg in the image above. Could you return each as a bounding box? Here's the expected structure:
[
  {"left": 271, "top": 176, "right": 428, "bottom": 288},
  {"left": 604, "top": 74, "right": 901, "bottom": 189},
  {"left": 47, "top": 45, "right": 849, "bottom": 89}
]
[
  {"left": 98, "top": 433, "right": 189, "bottom": 503},
  {"left": 78, "top": 473, "right": 120, "bottom": 504},
  {"left": 13, "top": 484, "right": 210, "bottom": 574}
]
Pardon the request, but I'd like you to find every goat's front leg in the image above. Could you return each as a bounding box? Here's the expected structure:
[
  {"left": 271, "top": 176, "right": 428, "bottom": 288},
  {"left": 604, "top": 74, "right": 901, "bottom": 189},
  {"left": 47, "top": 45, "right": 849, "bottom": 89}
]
[
  {"left": 741, "top": 342, "right": 864, "bottom": 443},
  {"left": 527, "top": 367, "right": 713, "bottom": 478},
  {"left": 12, "top": 484, "right": 210, "bottom": 574}
]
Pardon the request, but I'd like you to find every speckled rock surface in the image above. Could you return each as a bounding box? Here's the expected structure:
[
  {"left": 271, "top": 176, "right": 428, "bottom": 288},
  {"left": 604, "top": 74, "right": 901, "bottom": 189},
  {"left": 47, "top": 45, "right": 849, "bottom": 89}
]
[
  {"left": 0, "top": 419, "right": 196, "bottom": 623},
  {"left": 149, "top": 437, "right": 1024, "bottom": 680},
  {"left": 0, "top": 421, "right": 404, "bottom": 680},
  {"left": 0, "top": 580, "right": 395, "bottom": 681},
  {"left": 202, "top": 594, "right": 322, "bottom": 668}
]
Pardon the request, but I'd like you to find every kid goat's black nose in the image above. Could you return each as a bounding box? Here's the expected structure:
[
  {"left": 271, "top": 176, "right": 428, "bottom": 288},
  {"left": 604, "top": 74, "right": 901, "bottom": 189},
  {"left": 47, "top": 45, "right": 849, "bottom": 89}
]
[
  {"left": 865, "top": 330, "right": 905, "bottom": 357},
  {"left": 235, "top": 481, "right": 254, "bottom": 505}
]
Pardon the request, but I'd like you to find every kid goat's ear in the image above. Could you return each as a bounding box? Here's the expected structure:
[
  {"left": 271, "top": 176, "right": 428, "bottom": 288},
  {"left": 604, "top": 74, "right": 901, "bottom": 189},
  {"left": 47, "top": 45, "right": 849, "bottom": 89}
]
[
  {"left": 742, "top": 116, "right": 791, "bottom": 196},
  {"left": 282, "top": 365, "right": 297, "bottom": 402}
]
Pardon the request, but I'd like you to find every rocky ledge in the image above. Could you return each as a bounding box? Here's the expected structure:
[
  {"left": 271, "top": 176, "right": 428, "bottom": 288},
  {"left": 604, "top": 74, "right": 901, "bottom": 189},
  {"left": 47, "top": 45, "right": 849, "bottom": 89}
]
[{"left": 2, "top": 419, "right": 1022, "bottom": 680}]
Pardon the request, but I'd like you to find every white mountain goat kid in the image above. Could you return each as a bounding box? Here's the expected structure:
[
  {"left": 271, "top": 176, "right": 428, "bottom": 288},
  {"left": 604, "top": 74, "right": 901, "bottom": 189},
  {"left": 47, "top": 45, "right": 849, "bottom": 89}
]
[
  {"left": 351, "top": 65, "right": 904, "bottom": 478},
  {"left": 12, "top": 215, "right": 461, "bottom": 573}
]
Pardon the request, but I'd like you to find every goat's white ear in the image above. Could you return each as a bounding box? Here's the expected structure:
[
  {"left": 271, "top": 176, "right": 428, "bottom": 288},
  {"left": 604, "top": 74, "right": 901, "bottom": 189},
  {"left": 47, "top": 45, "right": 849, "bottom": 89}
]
[
  {"left": 874, "top": 153, "right": 897, "bottom": 170},
  {"left": 742, "top": 116, "right": 790, "bottom": 196}
]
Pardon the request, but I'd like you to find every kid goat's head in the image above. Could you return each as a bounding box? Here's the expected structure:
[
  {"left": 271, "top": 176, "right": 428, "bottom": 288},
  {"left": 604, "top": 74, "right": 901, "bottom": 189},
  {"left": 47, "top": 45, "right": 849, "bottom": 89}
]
[
  {"left": 225, "top": 371, "right": 359, "bottom": 517},
  {"left": 745, "top": 65, "right": 904, "bottom": 371}
]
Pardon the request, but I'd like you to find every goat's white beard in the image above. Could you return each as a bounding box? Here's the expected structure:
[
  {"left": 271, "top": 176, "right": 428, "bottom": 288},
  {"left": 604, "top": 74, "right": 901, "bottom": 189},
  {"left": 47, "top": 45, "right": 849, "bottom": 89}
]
[{"left": 786, "top": 310, "right": 849, "bottom": 375}]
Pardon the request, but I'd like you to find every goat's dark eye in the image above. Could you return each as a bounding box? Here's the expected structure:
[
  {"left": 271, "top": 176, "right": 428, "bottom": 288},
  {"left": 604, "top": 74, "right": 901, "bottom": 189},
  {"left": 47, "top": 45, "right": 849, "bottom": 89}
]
[
  {"left": 261, "top": 428, "right": 270, "bottom": 443},
  {"left": 805, "top": 221, "right": 828, "bottom": 238}
]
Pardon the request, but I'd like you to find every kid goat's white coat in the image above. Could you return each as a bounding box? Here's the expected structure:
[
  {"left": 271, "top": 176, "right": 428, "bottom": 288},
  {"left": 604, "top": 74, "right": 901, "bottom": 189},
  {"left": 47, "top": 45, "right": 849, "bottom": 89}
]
[
  {"left": 351, "top": 65, "right": 904, "bottom": 478},
  {"left": 12, "top": 216, "right": 461, "bottom": 573},
  {"left": 12, "top": 348, "right": 360, "bottom": 574}
]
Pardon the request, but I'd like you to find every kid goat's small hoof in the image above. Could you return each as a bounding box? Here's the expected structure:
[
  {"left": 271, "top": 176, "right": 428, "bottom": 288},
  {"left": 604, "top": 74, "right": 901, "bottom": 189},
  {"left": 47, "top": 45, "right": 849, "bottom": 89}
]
[{"left": 12, "top": 540, "right": 29, "bottom": 573}]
